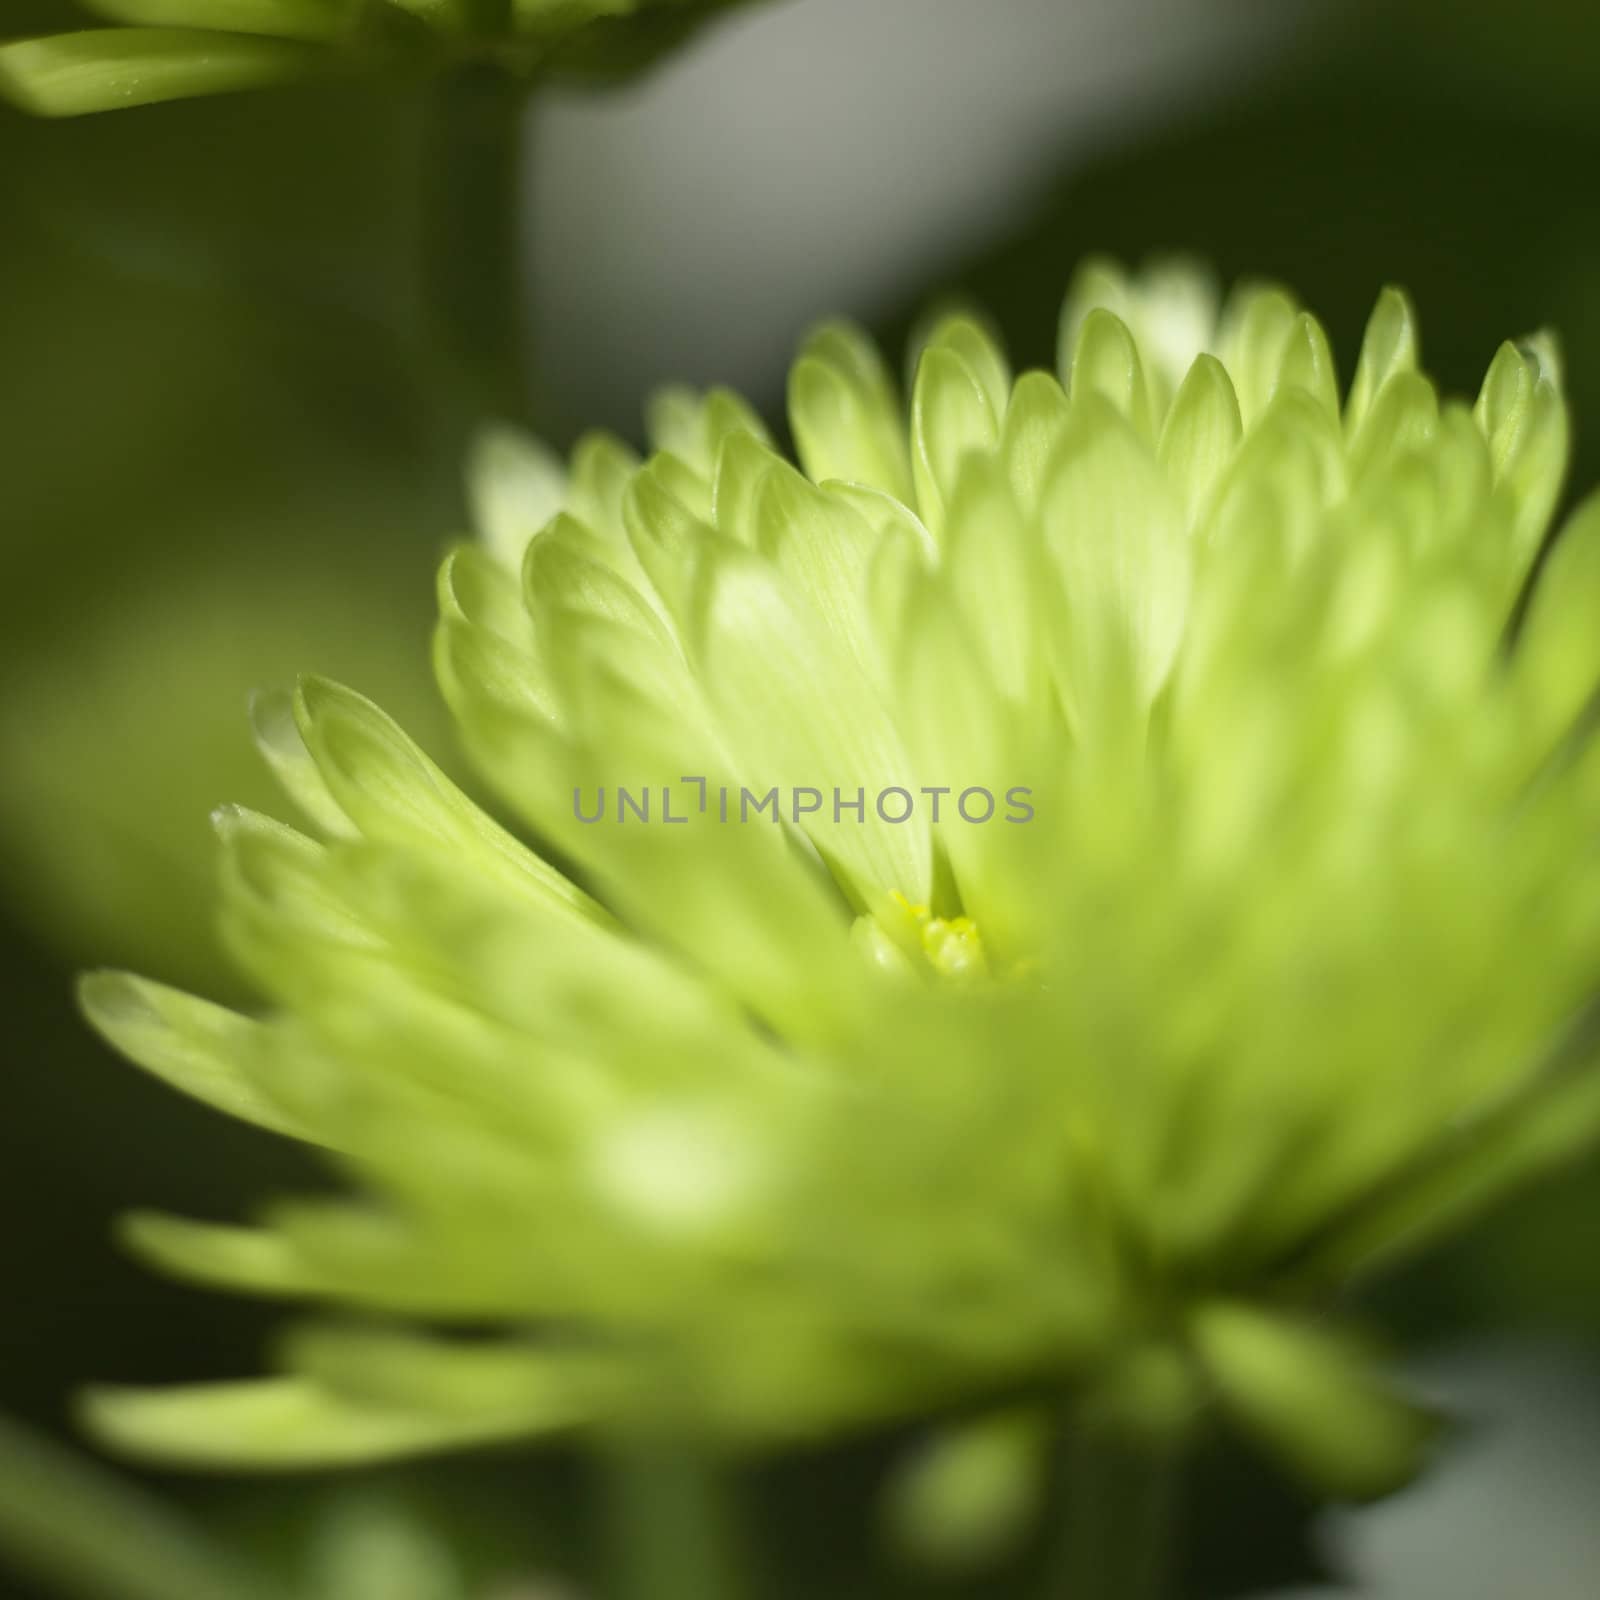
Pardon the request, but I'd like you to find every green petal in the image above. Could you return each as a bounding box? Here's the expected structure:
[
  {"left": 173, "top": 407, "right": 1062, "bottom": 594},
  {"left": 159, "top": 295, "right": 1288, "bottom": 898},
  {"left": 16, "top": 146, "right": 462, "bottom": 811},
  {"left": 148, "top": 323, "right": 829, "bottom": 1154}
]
[
  {"left": 1157, "top": 354, "right": 1243, "bottom": 528},
  {"left": 623, "top": 452, "right": 717, "bottom": 622},
  {"left": 942, "top": 452, "right": 1043, "bottom": 704},
  {"left": 1344, "top": 286, "right": 1419, "bottom": 440},
  {"left": 1066, "top": 308, "right": 1155, "bottom": 439},
  {"left": 476, "top": 676, "right": 861, "bottom": 1047},
  {"left": 918, "top": 313, "right": 1010, "bottom": 421},
  {"left": 1059, "top": 256, "right": 1218, "bottom": 418},
  {"left": 753, "top": 458, "right": 879, "bottom": 675},
  {"left": 467, "top": 426, "right": 568, "bottom": 569},
  {"left": 1285, "top": 987, "right": 1600, "bottom": 1289},
  {"left": 1275, "top": 311, "right": 1340, "bottom": 420},
  {"left": 1347, "top": 369, "right": 1440, "bottom": 483},
  {"left": 646, "top": 386, "right": 767, "bottom": 480},
  {"left": 646, "top": 385, "right": 712, "bottom": 472},
  {"left": 436, "top": 543, "right": 547, "bottom": 689},
  {"left": 1200, "top": 389, "right": 1346, "bottom": 562},
  {"left": 788, "top": 321, "right": 913, "bottom": 502},
  {"left": 910, "top": 344, "right": 1000, "bottom": 538},
  {"left": 292, "top": 675, "right": 596, "bottom": 920},
  {"left": 433, "top": 610, "right": 559, "bottom": 738},
  {"left": 522, "top": 515, "right": 685, "bottom": 724},
  {"left": 250, "top": 688, "right": 358, "bottom": 839},
  {"left": 691, "top": 541, "right": 931, "bottom": 906},
  {"left": 281, "top": 1323, "right": 612, "bottom": 1424},
  {"left": 1192, "top": 1304, "right": 1437, "bottom": 1500},
  {"left": 78, "top": 971, "right": 309, "bottom": 1139},
  {"left": 1057, "top": 256, "right": 1133, "bottom": 382},
  {"left": 213, "top": 804, "right": 379, "bottom": 997},
  {"left": 567, "top": 430, "right": 642, "bottom": 543},
  {"left": 710, "top": 428, "right": 777, "bottom": 544},
  {"left": 999, "top": 369, "right": 1072, "bottom": 516},
  {"left": 84, "top": 0, "right": 352, "bottom": 41},
  {"left": 1515, "top": 493, "right": 1600, "bottom": 750},
  {"left": 81, "top": 1378, "right": 541, "bottom": 1471},
  {"left": 1475, "top": 333, "right": 1571, "bottom": 571},
  {"left": 1041, "top": 397, "right": 1188, "bottom": 720},
  {"left": 0, "top": 29, "right": 320, "bottom": 117},
  {"left": 1215, "top": 282, "right": 1300, "bottom": 428},
  {"left": 119, "top": 1211, "right": 324, "bottom": 1297}
]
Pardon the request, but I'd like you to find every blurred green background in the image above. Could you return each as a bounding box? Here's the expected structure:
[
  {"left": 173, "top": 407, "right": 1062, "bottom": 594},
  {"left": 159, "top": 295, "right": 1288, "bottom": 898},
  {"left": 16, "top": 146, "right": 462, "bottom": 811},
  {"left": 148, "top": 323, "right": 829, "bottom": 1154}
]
[{"left": 3, "top": 0, "right": 1600, "bottom": 1594}]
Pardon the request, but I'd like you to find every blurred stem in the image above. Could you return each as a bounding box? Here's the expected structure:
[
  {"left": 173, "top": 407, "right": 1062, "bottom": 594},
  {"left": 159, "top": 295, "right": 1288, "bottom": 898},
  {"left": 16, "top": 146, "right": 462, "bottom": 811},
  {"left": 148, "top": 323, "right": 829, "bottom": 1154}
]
[
  {"left": 599, "top": 1444, "right": 749, "bottom": 1600},
  {"left": 1042, "top": 1427, "right": 1179, "bottom": 1600},
  {"left": 423, "top": 59, "right": 531, "bottom": 466}
]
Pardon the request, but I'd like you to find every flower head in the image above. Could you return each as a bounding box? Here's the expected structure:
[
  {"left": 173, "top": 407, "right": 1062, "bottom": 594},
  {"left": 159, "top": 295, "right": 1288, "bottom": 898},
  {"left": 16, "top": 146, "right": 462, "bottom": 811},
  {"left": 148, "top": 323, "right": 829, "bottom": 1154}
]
[
  {"left": 0, "top": 0, "right": 759, "bottom": 116},
  {"left": 81, "top": 261, "right": 1600, "bottom": 1499}
]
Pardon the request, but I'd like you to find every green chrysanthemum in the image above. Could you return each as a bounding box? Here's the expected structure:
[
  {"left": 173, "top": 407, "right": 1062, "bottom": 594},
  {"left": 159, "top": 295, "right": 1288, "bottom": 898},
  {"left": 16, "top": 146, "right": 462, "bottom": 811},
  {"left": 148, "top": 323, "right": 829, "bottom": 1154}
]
[
  {"left": 79, "top": 261, "right": 1600, "bottom": 1501},
  {"left": 0, "top": 0, "right": 758, "bottom": 116}
]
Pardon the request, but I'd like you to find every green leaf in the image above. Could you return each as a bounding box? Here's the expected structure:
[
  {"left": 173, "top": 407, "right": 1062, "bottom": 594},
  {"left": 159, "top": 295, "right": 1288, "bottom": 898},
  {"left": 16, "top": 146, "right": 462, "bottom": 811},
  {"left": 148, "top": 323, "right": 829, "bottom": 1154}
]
[
  {"left": 0, "top": 30, "right": 320, "bottom": 117},
  {"left": 0, "top": 1414, "right": 291, "bottom": 1600}
]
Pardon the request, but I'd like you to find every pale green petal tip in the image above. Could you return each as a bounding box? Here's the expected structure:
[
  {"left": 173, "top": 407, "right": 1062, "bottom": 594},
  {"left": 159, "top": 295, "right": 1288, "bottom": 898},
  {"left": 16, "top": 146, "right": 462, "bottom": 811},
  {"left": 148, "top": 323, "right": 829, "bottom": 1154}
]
[
  {"left": 249, "top": 686, "right": 357, "bottom": 838},
  {"left": 468, "top": 424, "right": 568, "bottom": 570},
  {"left": 1346, "top": 285, "right": 1420, "bottom": 439}
]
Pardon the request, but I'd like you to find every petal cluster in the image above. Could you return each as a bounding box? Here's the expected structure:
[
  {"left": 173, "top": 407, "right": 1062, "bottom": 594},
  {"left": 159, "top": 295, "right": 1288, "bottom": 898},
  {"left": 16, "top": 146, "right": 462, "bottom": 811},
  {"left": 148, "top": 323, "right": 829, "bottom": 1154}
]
[
  {"left": 82, "top": 261, "right": 1600, "bottom": 1496},
  {"left": 0, "top": 0, "right": 758, "bottom": 115}
]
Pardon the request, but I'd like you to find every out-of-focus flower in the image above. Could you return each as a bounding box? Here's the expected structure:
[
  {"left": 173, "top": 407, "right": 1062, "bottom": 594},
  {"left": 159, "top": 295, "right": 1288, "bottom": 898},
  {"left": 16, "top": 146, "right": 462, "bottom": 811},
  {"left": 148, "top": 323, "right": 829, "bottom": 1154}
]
[
  {"left": 0, "top": 0, "right": 762, "bottom": 116},
  {"left": 78, "top": 262, "right": 1600, "bottom": 1503}
]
